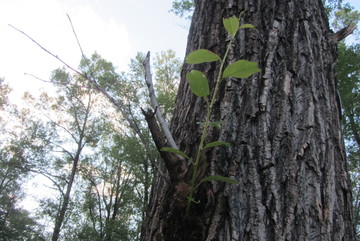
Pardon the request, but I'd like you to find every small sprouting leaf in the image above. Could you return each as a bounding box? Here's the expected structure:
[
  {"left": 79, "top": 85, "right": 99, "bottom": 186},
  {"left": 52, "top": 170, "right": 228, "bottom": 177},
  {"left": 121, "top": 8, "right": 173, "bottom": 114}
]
[
  {"left": 196, "top": 121, "right": 222, "bottom": 129},
  {"left": 186, "top": 70, "right": 210, "bottom": 97},
  {"left": 223, "top": 16, "right": 239, "bottom": 37},
  {"left": 160, "top": 147, "right": 190, "bottom": 159},
  {"left": 240, "top": 24, "right": 255, "bottom": 29},
  {"left": 204, "top": 141, "right": 231, "bottom": 149},
  {"left": 223, "top": 60, "right": 261, "bottom": 79},
  {"left": 200, "top": 175, "right": 240, "bottom": 185},
  {"left": 187, "top": 196, "right": 200, "bottom": 204},
  {"left": 185, "top": 49, "right": 221, "bottom": 64}
]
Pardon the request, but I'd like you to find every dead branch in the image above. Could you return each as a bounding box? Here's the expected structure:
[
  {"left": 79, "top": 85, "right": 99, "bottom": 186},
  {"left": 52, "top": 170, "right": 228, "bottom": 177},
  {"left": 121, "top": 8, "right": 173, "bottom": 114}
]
[
  {"left": 329, "top": 25, "right": 357, "bottom": 44},
  {"left": 9, "top": 24, "right": 87, "bottom": 80},
  {"left": 141, "top": 108, "right": 186, "bottom": 183},
  {"left": 67, "top": 13, "right": 86, "bottom": 58},
  {"left": 24, "top": 73, "right": 97, "bottom": 90},
  {"left": 142, "top": 51, "right": 178, "bottom": 150}
]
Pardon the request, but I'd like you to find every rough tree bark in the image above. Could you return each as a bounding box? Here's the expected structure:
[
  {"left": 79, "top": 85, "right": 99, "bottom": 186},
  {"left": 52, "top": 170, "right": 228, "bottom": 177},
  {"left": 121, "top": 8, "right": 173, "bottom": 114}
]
[{"left": 141, "top": 0, "right": 356, "bottom": 240}]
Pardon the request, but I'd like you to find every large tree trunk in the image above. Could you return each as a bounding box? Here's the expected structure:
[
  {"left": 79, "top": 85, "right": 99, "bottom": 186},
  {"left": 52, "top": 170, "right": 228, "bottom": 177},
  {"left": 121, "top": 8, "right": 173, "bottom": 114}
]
[{"left": 141, "top": 0, "right": 355, "bottom": 240}]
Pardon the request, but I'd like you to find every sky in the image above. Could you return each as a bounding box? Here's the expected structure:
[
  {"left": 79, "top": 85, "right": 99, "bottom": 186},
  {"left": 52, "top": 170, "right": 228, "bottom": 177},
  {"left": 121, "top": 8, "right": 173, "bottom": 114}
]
[
  {"left": 0, "top": 0, "right": 359, "bottom": 101},
  {"left": 0, "top": 0, "right": 189, "bottom": 100}
]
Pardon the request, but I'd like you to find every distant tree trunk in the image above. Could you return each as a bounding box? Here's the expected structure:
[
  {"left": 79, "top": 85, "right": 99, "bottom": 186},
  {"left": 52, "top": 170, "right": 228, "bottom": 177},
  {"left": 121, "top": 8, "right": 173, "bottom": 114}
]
[
  {"left": 141, "top": 0, "right": 356, "bottom": 240},
  {"left": 52, "top": 148, "right": 82, "bottom": 241},
  {"left": 52, "top": 101, "right": 90, "bottom": 241}
]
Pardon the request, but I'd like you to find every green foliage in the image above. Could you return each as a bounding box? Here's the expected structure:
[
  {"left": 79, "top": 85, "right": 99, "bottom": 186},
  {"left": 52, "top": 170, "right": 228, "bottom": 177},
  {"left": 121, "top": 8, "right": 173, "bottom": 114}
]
[
  {"left": 322, "top": 0, "right": 341, "bottom": 13},
  {"left": 0, "top": 95, "right": 44, "bottom": 240},
  {"left": 162, "top": 16, "right": 260, "bottom": 215},
  {"left": 332, "top": 3, "right": 360, "bottom": 31},
  {"left": 336, "top": 42, "right": 360, "bottom": 235},
  {"left": 170, "top": 0, "right": 194, "bottom": 20},
  {"left": 0, "top": 78, "right": 11, "bottom": 110},
  {"left": 76, "top": 132, "right": 149, "bottom": 241},
  {"left": 44, "top": 52, "right": 158, "bottom": 240},
  {"left": 322, "top": 0, "right": 360, "bottom": 236},
  {"left": 0, "top": 206, "right": 44, "bottom": 241},
  {"left": 183, "top": 16, "right": 259, "bottom": 215},
  {"left": 337, "top": 43, "right": 360, "bottom": 137},
  {"left": 153, "top": 49, "right": 181, "bottom": 122}
]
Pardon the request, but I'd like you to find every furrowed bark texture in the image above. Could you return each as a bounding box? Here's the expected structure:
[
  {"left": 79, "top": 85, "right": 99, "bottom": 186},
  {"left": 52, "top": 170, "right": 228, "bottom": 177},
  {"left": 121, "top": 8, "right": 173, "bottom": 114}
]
[{"left": 141, "top": 0, "right": 355, "bottom": 240}]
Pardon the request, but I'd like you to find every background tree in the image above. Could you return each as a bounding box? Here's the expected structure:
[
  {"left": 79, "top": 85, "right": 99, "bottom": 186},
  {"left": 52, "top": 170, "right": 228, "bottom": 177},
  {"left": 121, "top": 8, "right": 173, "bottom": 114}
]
[
  {"left": 1, "top": 48, "right": 182, "bottom": 239},
  {"left": 330, "top": 2, "right": 360, "bottom": 235},
  {"left": 75, "top": 131, "right": 153, "bottom": 241},
  {"left": 19, "top": 67, "right": 105, "bottom": 241},
  {"left": 153, "top": 49, "right": 181, "bottom": 122},
  {"left": 170, "top": 0, "right": 194, "bottom": 20},
  {"left": 0, "top": 78, "right": 45, "bottom": 240},
  {"left": 337, "top": 42, "right": 360, "bottom": 236},
  {"left": 141, "top": 1, "right": 356, "bottom": 240}
]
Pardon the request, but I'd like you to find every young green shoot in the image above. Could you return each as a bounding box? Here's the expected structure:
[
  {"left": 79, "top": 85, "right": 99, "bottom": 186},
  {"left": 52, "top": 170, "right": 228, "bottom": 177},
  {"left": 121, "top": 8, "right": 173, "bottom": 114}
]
[{"left": 162, "top": 16, "right": 260, "bottom": 216}]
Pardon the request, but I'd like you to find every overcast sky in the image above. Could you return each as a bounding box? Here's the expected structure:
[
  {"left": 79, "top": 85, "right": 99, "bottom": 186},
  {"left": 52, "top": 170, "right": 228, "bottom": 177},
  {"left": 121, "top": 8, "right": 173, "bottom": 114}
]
[
  {"left": 0, "top": 0, "right": 359, "bottom": 99},
  {"left": 0, "top": 0, "right": 189, "bottom": 99}
]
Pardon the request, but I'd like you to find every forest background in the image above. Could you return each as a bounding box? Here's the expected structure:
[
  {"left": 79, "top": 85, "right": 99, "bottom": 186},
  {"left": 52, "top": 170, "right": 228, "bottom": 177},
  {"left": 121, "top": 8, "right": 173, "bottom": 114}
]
[{"left": 0, "top": 0, "right": 359, "bottom": 240}]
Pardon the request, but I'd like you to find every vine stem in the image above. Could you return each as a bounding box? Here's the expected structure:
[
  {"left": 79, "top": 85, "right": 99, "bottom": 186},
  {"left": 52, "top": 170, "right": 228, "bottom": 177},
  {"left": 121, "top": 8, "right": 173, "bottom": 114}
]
[{"left": 186, "top": 35, "right": 235, "bottom": 216}]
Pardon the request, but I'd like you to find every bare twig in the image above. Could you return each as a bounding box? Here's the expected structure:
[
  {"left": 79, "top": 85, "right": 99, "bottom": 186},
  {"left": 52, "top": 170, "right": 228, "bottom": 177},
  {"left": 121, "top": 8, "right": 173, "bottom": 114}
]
[
  {"left": 67, "top": 13, "right": 86, "bottom": 59},
  {"left": 9, "top": 24, "right": 87, "bottom": 80},
  {"left": 24, "top": 73, "right": 96, "bottom": 90}
]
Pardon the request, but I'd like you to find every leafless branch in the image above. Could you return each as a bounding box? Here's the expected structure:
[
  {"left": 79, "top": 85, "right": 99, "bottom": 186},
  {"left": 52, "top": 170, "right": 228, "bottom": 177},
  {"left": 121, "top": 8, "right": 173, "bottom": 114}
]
[
  {"left": 142, "top": 51, "right": 178, "bottom": 150},
  {"left": 24, "top": 73, "right": 97, "bottom": 90},
  {"left": 67, "top": 14, "right": 86, "bottom": 58},
  {"left": 9, "top": 24, "right": 87, "bottom": 80}
]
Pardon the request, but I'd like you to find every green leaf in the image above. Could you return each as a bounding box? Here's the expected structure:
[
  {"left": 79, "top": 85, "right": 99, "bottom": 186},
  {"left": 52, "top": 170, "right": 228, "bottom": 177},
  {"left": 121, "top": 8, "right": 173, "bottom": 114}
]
[
  {"left": 223, "top": 60, "right": 261, "bottom": 79},
  {"left": 240, "top": 24, "right": 255, "bottom": 29},
  {"left": 204, "top": 141, "right": 231, "bottom": 149},
  {"left": 160, "top": 147, "right": 190, "bottom": 159},
  {"left": 185, "top": 49, "right": 221, "bottom": 64},
  {"left": 223, "top": 16, "right": 239, "bottom": 36},
  {"left": 199, "top": 175, "right": 240, "bottom": 185},
  {"left": 186, "top": 70, "right": 210, "bottom": 97}
]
